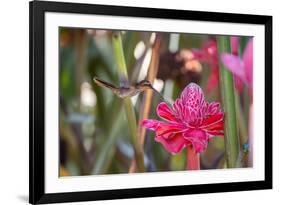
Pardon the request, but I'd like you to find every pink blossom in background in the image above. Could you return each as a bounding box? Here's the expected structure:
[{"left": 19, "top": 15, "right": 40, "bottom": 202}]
[
  {"left": 230, "top": 36, "right": 243, "bottom": 93},
  {"left": 141, "top": 83, "right": 224, "bottom": 154},
  {"left": 230, "top": 36, "right": 239, "bottom": 56},
  {"left": 221, "top": 38, "right": 253, "bottom": 93},
  {"left": 191, "top": 39, "right": 219, "bottom": 92}
]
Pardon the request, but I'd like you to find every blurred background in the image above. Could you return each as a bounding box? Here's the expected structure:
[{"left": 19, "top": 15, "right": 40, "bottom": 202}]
[{"left": 59, "top": 28, "right": 251, "bottom": 176}]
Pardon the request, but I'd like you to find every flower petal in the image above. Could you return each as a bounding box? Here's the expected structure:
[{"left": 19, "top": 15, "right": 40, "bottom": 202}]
[
  {"left": 203, "top": 119, "right": 224, "bottom": 136},
  {"left": 200, "top": 113, "right": 224, "bottom": 136},
  {"left": 201, "top": 112, "right": 224, "bottom": 127},
  {"left": 141, "top": 119, "right": 159, "bottom": 130},
  {"left": 221, "top": 53, "right": 247, "bottom": 83},
  {"left": 155, "top": 133, "right": 186, "bottom": 154},
  {"left": 141, "top": 119, "right": 186, "bottom": 139},
  {"left": 242, "top": 39, "right": 253, "bottom": 87},
  {"left": 206, "top": 129, "right": 224, "bottom": 136},
  {"left": 173, "top": 98, "right": 192, "bottom": 123},
  {"left": 206, "top": 102, "right": 220, "bottom": 115},
  {"left": 183, "top": 129, "right": 209, "bottom": 153},
  {"left": 157, "top": 102, "right": 177, "bottom": 122},
  {"left": 142, "top": 119, "right": 187, "bottom": 154}
]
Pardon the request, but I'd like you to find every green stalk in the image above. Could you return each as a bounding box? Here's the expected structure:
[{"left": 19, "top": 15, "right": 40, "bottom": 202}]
[
  {"left": 112, "top": 32, "right": 145, "bottom": 172},
  {"left": 217, "top": 36, "right": 240, "bottom": 168},
  {"left": 235, "top": 91, "right": 248, "bottom": 146}
]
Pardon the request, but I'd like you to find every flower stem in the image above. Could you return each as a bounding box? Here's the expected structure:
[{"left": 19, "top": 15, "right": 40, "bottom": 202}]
[
  {"left": 112, "top": 32, "right": 145, "bottom": 172},
  {"left": 186, "top": 146, "right": 200, "bottom": 170},
  {"left": 217, "top": 36, "right": 240, "bottom": 168}
]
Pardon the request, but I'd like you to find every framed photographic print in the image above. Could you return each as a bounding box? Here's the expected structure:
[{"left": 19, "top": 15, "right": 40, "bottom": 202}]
[{"left": 29, "top": 0, "right": 272, "bottom": 204}]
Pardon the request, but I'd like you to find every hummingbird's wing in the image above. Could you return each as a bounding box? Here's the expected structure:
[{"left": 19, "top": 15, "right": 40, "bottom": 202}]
[{"left": 93, "top": 77, "right": 119, "bottom": 94}]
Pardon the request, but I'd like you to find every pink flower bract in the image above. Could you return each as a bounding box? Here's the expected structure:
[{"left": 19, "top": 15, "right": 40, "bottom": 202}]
[
  {"left": 221, "top": 38, "right": 253, "bottom": 91},
  {"left": 141, "top": 83, "right": 224, "bottom": 154}
]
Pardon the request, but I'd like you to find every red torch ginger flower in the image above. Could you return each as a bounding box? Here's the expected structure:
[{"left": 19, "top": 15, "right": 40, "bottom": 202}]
[{"left": 142, "top": 83, "right": 224, "bottom": 154}]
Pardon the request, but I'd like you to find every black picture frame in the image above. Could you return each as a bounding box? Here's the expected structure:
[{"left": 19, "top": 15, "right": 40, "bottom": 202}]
[{"left": 29, "top": 0, "right": 272, "bottom": 204}]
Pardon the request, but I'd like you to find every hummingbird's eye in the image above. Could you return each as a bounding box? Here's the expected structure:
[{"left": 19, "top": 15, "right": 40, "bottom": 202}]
[
  {"left": 143, "top": 81, "right": 151, "bottom": 85},
  {"left": 137, "top": 80, "right": 151, "bottom": 88}
]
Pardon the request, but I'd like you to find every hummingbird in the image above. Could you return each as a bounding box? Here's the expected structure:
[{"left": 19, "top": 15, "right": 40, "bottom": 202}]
[{"left": 93, "top": 77, "right": 166, "bottom": 100}]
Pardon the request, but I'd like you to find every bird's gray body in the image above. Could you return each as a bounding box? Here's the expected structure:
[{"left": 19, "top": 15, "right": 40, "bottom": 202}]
[{"left": 113, "top": 86, "right": 141, "bottom": 98}]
